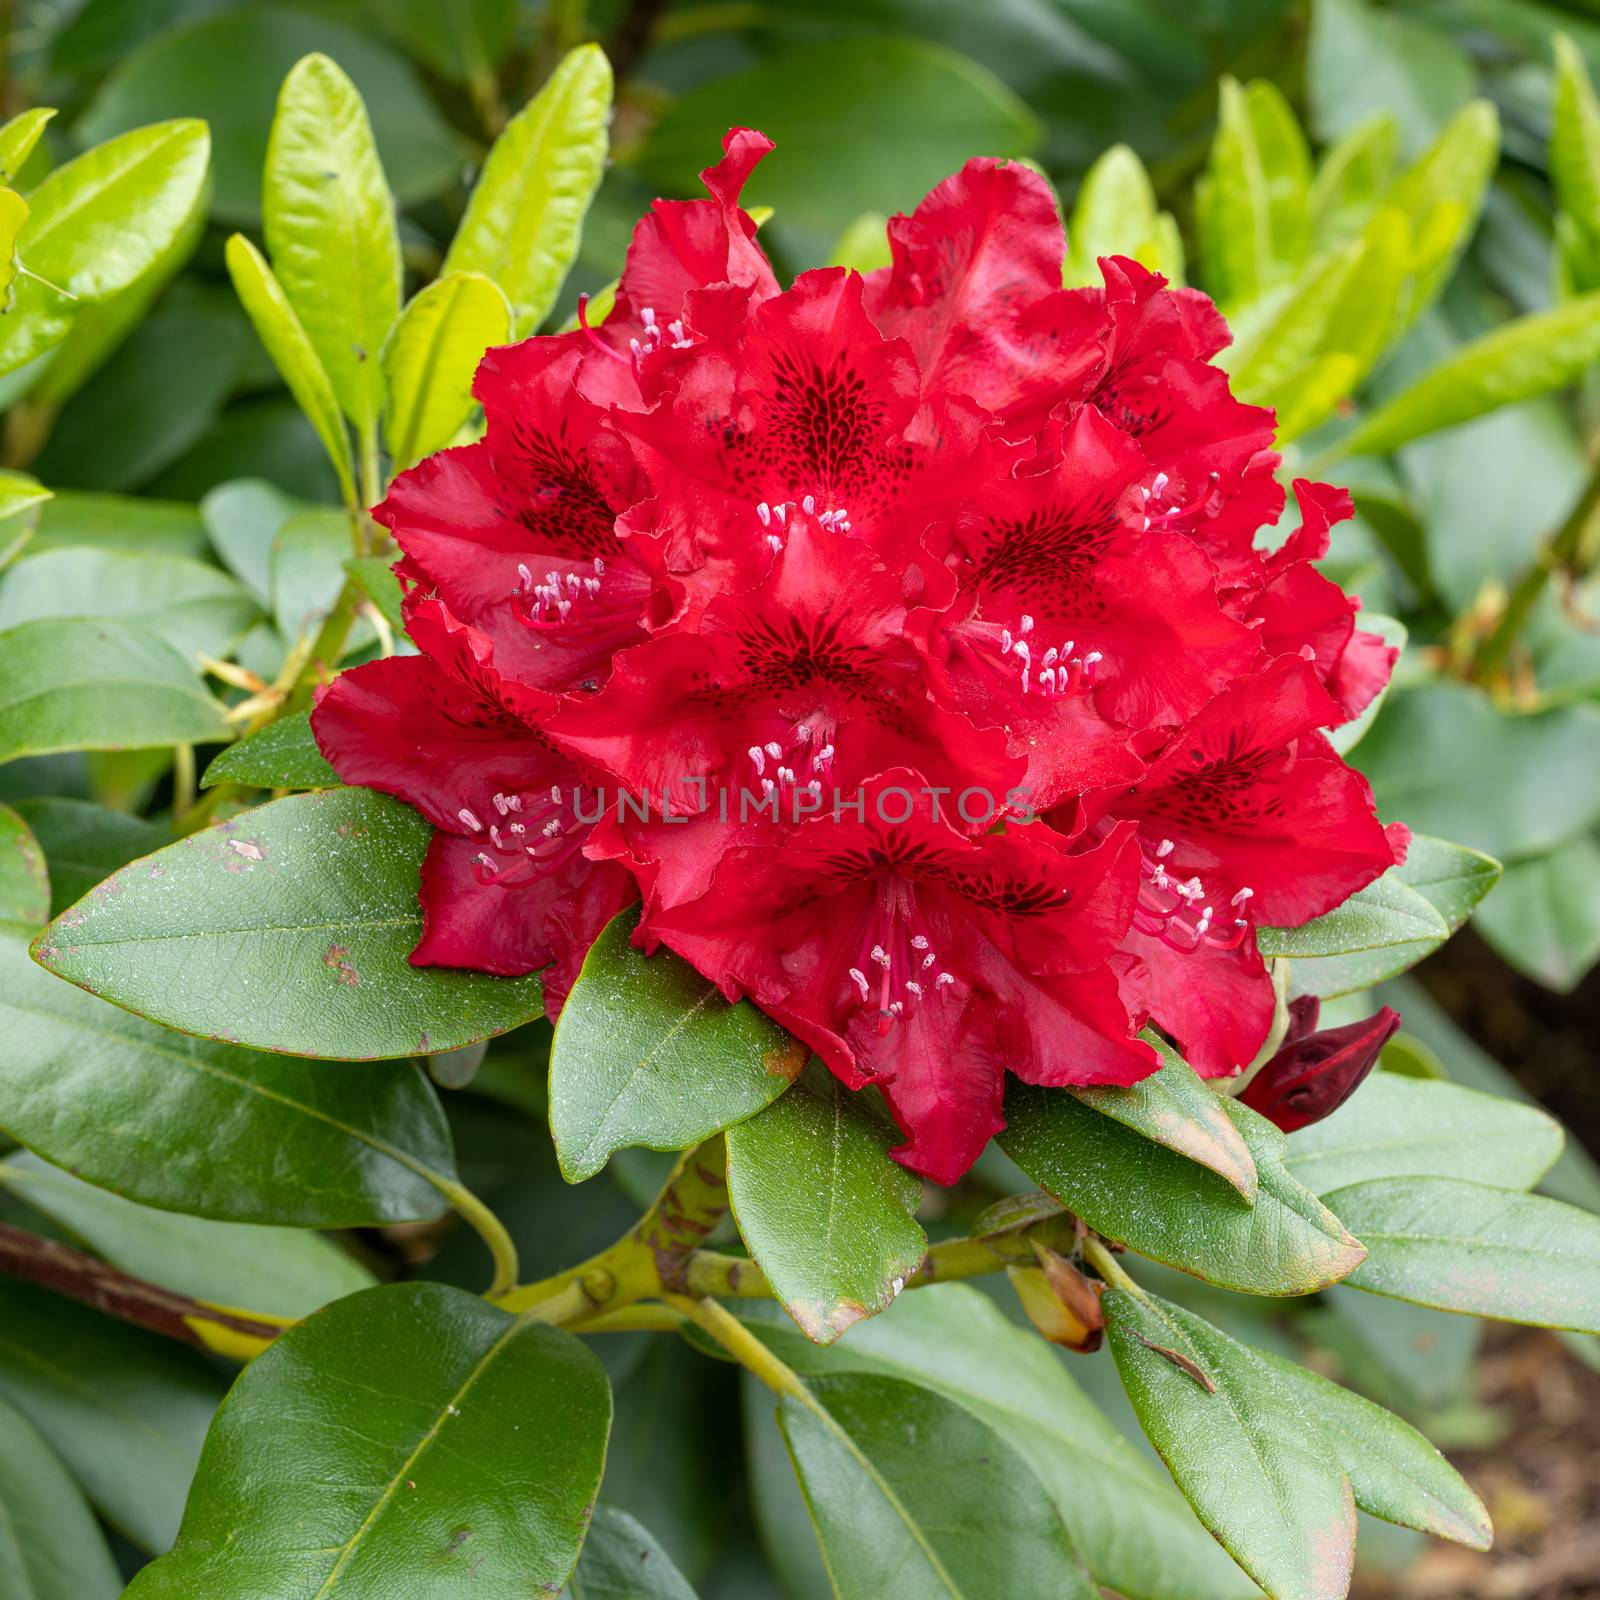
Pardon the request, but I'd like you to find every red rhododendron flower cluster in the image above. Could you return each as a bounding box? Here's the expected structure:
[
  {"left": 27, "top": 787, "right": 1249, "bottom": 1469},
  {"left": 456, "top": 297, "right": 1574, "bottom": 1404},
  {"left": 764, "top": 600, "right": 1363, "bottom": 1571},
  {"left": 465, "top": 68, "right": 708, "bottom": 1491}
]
[{"left": 313, "top": 129, "right": 1408, "bottom": 1185}]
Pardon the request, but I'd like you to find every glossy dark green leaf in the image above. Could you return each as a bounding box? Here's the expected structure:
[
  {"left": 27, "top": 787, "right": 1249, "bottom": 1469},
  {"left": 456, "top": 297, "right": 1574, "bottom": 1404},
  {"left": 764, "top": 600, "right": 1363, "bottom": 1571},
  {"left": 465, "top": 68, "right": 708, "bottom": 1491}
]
[
  {"left": 0, "top": 1150, "right": 372, "bottom": 1318},
  {"left": 750, "top": 1287, "right": 1260, "bottom": 1600},
  {"left": 1001, "top": 1085, "right": 1366, "bottom": 1295},
  {"left": 0, "top": 1391, "right": 121, "bottom": 1600},
  {"left": 1472, "top": 841, "right": 1600, "bottom": 992},
  {"left": 0, "top": 921, "right": 457, "bottom": 1225},
  {"left": 1249, "top": 1346, "right": 1490, "bottom": 1549},
  {"left": 31, "top": 787, "right": 546, "bottom": 1059},
  {"left": 382, "top": 271, "right": 510, "bottom": 468},
  {"left": 20, "top": 119, "right": 210, "bottom": 303},
  {"left": 1103, "top": 1287, "right": 1355, "bottom": 1600},
  {"left": 443, "top": 46, "right": 611, "bottom": 337},
  {"left": 726, "top": 1060, "right": 924, "bottom": 1344},
  {"left": 550, "top": 907, "right": 806, "bottom": 1182},
  {"left": 568, "top": 1504, "right": 700, "bottom": 1600},
  {"left": 1071, "top": 1034, "right": 1257, "bottom": 1200},
  {"left": 76, "top": 8, "right": 467, "bottom": 223},
  {"left": 0, "top": 800, "right": 47, "bottom": 923},
  {"left": 1327, "top": 1175, "right": 1600, "bottom": 1331},
  {"left": 0, "top": 616, "right": 229, "bottom": 762},
  {"left": 202, "top": 709, "right": 338, "bottom": 790},
  {"left": 778, "top": 1370, "right": 1094, "bottom": 1600},
  {"left": 0, "top": 547, "right": 260, "bottom": 662},
  {"left": 0, "top": 1281, "right": 224, "bottom": 1551},
  {"left": 125, "top": 1284, "right": 611, "bottom": 1598},
  {"left": 264, "top": 53, "right": 401, "bottom": 435},
  {"left": 635, "top": 37, "right": 1039, "bottom": 255},
  {"left": 225, "top": 233, "right": 355, "bottom": 504},
  {"left": 12, "top": 797, "right": 167, "bottom": 914},
  {"left": 1286, "top": 1072, "right": 1562, "bottom": 1194}
]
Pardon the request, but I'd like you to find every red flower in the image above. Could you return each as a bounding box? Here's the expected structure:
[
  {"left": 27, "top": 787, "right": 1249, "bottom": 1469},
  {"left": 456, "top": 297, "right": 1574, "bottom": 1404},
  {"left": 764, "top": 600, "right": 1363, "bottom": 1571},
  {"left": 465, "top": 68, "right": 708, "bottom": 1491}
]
[
  {"left": 1240, "top": 997, "right": 1401, "bottom": 1132},
  {"left": 312, "top": 128, "right": 1412, "bottom": 1183}
]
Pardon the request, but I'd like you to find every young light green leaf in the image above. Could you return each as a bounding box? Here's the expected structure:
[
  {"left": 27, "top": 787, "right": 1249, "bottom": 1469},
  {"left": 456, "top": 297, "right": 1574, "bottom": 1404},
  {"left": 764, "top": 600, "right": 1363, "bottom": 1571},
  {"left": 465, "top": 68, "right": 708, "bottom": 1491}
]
[
  {"left": 1329, "top": 1175, "right": 1600, "bottom": 1331},
  {"left": 23, "top": 119, "right": 210, "bottom": 303},
  {"left": 1064, "top": 145, "right": 1183, "bottom": 287},
  {"left": 443, "top": 43, "right": 612, "bottom": 336},
  {"left": 726, "top": 1060, "right": 925, "bottom": 1344},
  {"left": 1340, "top": 291, "right": 1600, "bottom": 458},
  {"left": 0, "top": 922, "right": 457, "bottom": 1227},
  {"left": 1259, "top": 873, "right": 1449, "bottom": 996},
  {"left": 0, "top": 800, "right": 48, "bottom": 924},
  {"left": 1071, "top": 1034, "right": 1257, "bottom": 1200},
  {"left": 1196, "top": 77, "right": 1312, "bottom": 308},
  {"left": 0, "top": 107, "right": 55, "bottom": 184},
  {"left": 1001, "top": 1086, "right": 1366, "bottom": 1295},
  {"left": 0, "top": 1282, "right": 224, "bottom": 1551},
  {"left": 751, "top": 1287, "right": 1260, "bottom": 1600},
  {"left": 0, "top": 616, "right": 229, "bottom": 762},
  {"left": 0, "top": 186, "right": 26, "bottom": 302},
  {"left": 224, "top": 232, "right": 355, "bottom": 505},
  {"left": 1552, "top": 34, "right": 1600, "bottom": 294},
  {"left": 382, "top": 271, "right": 510, "bottom": 470},
  {"left": 264, "top": 52, "right": 401, "bottom": 436},
  {"left": 1308, "top": 113, "right": 1399, "bottom": 250},
  {"left": 0, "top": 469, "right": 49, "bottom": 527},
  {"left": 1286, "top": 1072, "right": 1563, "bottom": 1194},
  {"left": 124, "top": 1285, "right": 611, "bottom": 1598},
  {"left": 1103, "top": 1287, "right": 1356, "bottom": 1600},
  {"left": 0, "top": 1391, "right": 121, "bottom": 1600},
  {"left": 550, "top": 906, "right": 807, "bottom": 1182},
  {"left": 1249, "top": 1344, "right": 1490, "bottom": 1549},
  {"left": 0, "top": 547, "right": 260, "bottom": 663},
  {"left": 201, "top": 708, "right": 338, "bottom": 790},
  {"left": 778, "top": 1370, "right": 1095, "bottom": 1600},
  {"left": 828, "top": 212, "right": 892, "bottom": 274},
  {"left": 31, "top": 787, "right": 546, "bottom": 1060},
  {"left": 0, "top": 1151, "right": 373, "bottom": 1319}
]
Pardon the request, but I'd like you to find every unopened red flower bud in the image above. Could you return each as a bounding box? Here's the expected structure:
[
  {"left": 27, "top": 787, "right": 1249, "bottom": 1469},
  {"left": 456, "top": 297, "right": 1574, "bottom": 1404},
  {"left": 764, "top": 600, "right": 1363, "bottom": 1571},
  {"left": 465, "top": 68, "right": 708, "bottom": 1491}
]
[{"left": 1239, "top": 996, "right": 1400, "bottom": 1132}]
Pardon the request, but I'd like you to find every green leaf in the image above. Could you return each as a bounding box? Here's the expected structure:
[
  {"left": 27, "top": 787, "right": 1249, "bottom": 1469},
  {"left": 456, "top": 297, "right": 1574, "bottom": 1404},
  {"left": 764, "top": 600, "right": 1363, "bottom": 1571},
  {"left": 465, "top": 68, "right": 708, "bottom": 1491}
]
[
  {"left": 1195, "top": 76, "right": 1312, "bottom": 309},
  {"left": 382, "top": 271, "right": 511, "bottom": 470},
  {"left": 0, "top": 1150, "right": 373, "bottom": 1318},
  {"left": 1000, "top": 1086, "right": 1366, "bottom": 1295},
  {"left": 778, "top": 1370, "right": 1094, "bottom": 1600},
  {"left": 635, "top": 37, "right": 1039, "bottom": 256},
  {"left": 1352, "top": 683, "right": 1600, "bottom": 864},
  {"left": 0, "top": 270, "right": 77, "bottom": 381},
  {"left": 202, "top": 709, "right": 338, "bottom": 790},
  {"left": 264, "top": 53, "right": 401, "bottom": 437},
  {"left": 444, "top": 45, "right": 612, "bottom": 337},
  {"left": 0, "top": 107, "right": 55, "bottom": 185},
  {"left": 1327, "top": 613, "right": 1406, "bottom": 755},
  {"left": 1308, "top": 113, "right": 1399, "bottom": 250},
  {"left": 0, "top": 185, "right": 26, "bottom": 303},
  {"left": 0, "top": 468, "right": 49, "bottom": 525},
  {"left": 1259, "top": 873, "right": 1448, "bottom": 997},
  {"left": 1249, "top": 1344, "right": 1490, "bottom": 1549},
  {"left": 75, "top": 7, "right": 467, "bottom": 224},
  {"left": 21, "top": 119, "right": 210, "bottom": 303},
  {"left": 748, "top": 1286, "right": 1261, "bottom": 1600},
  {"left": 0, "top": 800, "right": 48, "bottom": 923},
  {"left": 1341, "top": 292, "right": 1600, "bottom": 457},
  {"left": 1553, "top": 34, "right": 1600, "bottom": 294},
  {"left": 125, "top": 1284, "right": 611, "bottom": 1598},
  {"left": 1473, "top": 840, "right": 1600, "bottom": 992},
  {"left": 1072, "top": 1034, "right": 1258, "bottom": 1200},
  {"left": 344, "top": 553, "right": 406, "bottom": 634},
  {"left": 270, "top": 508, "right": 364, "bottom": 646},
  {"left": 35, "top": 490, "right": 208, "bottom": 561},
  {"left": 0, "top": 616, "right": 229, "bottom": 762},
  {"left": 1103, "top": 1287, "right": 1355, "bottom": 1600},
  {"left": 31, "top": 787, "right": 546, "bottom": 1059},
  {"left": 725, "top": 1061, "right": 925, "bottom": 1344},
  {"left": 0, "top": 923, "right": 458, "bottom": 1227},
  {"left": 828, "top": 212, "right": 893, "bottom": 274},
  {"left": 0, "top": 1281, "right": 223, "bottom": 1551},
  {"left": 1063, "top": 145, "right": 1183, "bottom": 287},
  {"left": 1328, "top": 1175, "right": 1600, "bottom": 1332},
  {"left": 377, "top": 0, "right": 517, "bottom": 87},
  {"left": 225, "top": 232, "right": 355, "bottom": 505},
  {"left": 569, "top": 1505, "right": 701, "bottom": 1600},
  {"left": 0, "top": 1391, "right": 121, "bottom": 1600},
  {"left": 13, "top": 797, "right": 166, "bottom": 914},
  {"left": 0, "top": 547, "right": 259, "bottom": 662},
  {"left": 550, "top": 906, "right": 806, "bottom": 1182},
  {"left": 200, "top": 477, "right": 302, "bottom": 603},
  {"left": 1286, "top": 1072, "right": 1563, "bottom": 1194}
]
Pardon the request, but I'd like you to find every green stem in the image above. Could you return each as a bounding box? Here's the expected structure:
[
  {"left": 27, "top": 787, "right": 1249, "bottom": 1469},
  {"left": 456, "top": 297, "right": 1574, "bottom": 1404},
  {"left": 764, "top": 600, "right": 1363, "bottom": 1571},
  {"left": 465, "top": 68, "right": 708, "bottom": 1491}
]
[
  {"left": 663, "top": 1293, "right": 813, "bottom": 1403},
  {"left": 1083, "top": 1236, "right": 1144, "bottom": 1299},
  {"left": 171, "top": 743, "right": 196, "bottom": 823},
  {"left": 1470, "top": 456, "right": 1600, "bottom": 684},
  {"left": 438, "top": 1179, "right": 520, "bottom": 1299},
  {"left": 282, "top": 578, "right": 363, "bottom": 718}
]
